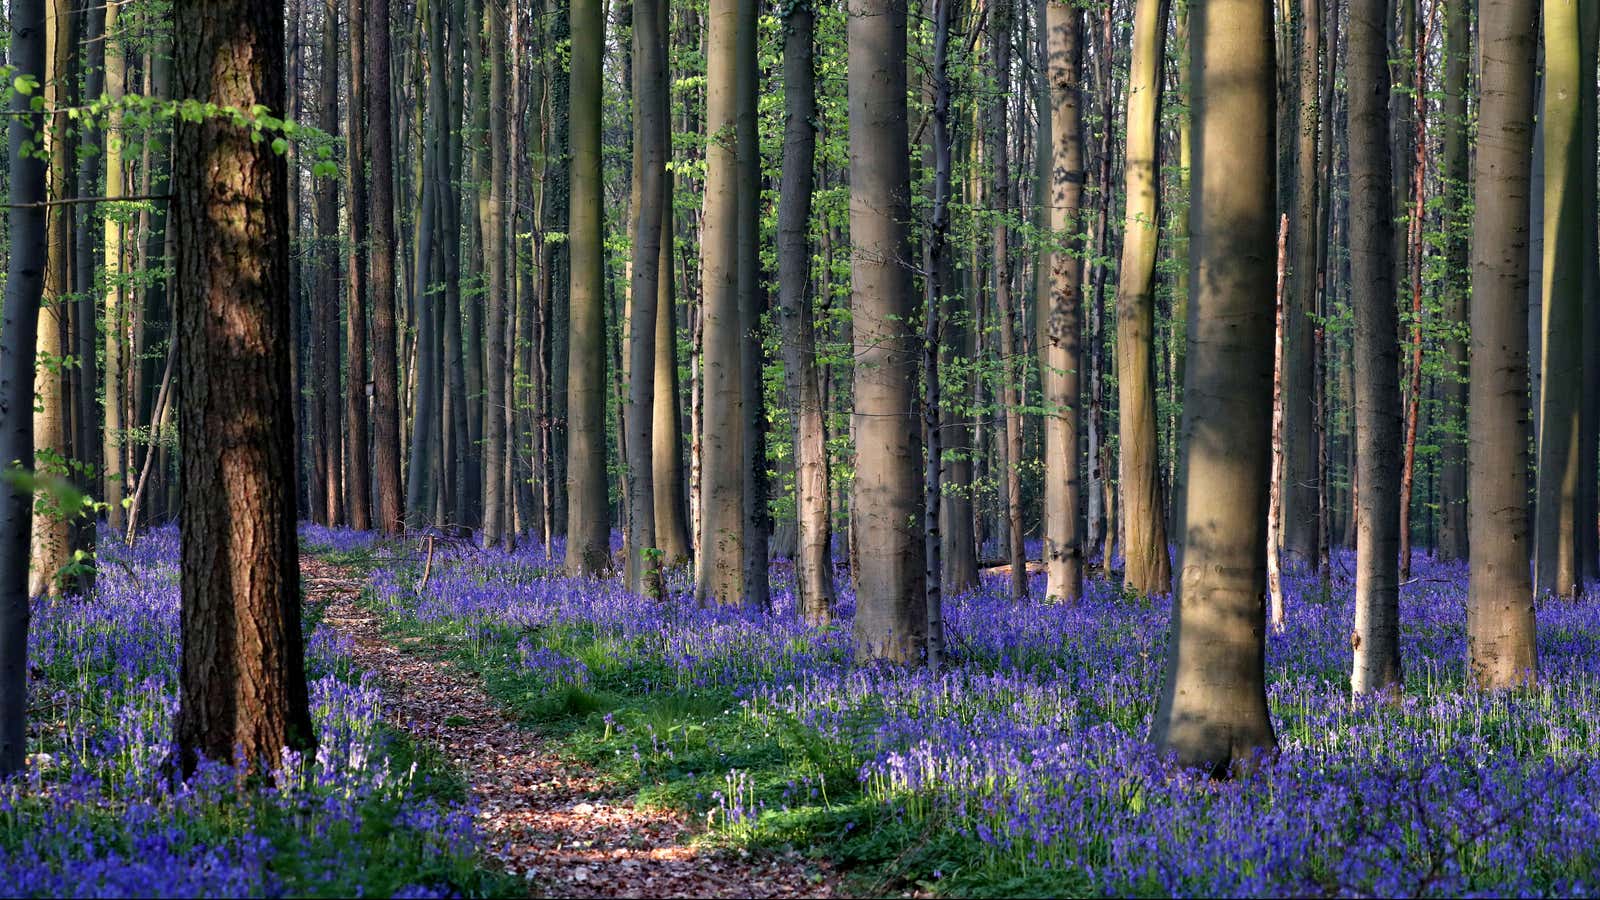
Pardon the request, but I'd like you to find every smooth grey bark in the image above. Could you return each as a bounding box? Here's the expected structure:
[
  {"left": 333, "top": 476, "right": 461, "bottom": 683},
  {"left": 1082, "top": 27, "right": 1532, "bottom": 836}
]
[
  {"left": 1149, "top": 0, "right": 1279, "bottom": 774},
  {"left": 0, "top": 0, "right": 47, "bottom": 780},
  {"left": 1468, "top": 0, "right": 1538, "bottom": 688},
  {"left": 1348, "top": 0, "right": 1403, "bottom": 696},
  {"left": 777, "top": 0, "right": 836, "bottom": 622},
  {"left": 849, "top": 0, "right": 925, "bottom": 662}
]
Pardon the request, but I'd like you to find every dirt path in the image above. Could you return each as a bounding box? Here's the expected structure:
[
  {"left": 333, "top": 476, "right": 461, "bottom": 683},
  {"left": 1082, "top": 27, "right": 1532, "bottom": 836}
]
[{"left": 302, "top": 557, "right": 836, "bottom": 899}]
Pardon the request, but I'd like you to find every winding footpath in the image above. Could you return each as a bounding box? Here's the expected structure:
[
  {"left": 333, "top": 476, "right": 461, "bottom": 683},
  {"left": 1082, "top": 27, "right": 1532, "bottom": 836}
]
[{"left": 301, "top": 557, "right": 837, "bottom": 899}]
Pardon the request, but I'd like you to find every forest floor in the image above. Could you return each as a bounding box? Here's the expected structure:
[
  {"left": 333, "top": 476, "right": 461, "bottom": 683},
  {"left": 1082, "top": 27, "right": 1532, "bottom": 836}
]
[{"left": 301, "top": 555, "right": 839, "bottom": 899}]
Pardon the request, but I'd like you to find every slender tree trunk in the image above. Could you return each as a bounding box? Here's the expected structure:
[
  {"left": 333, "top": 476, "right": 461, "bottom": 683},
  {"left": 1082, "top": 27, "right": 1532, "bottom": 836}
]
[
  {"left": 923, "top": 0, "right": 956, "bottom": 664},
  {"left": 1435, "top": 0, "right": 1468, "bottom": 561},
  {"left": 1534, "top": 0, "right": 1587, "bottom": 598},
  {"left": 1348, "top": 0, "right": 1403, "bottom": 695},
  {"left": 1150, "top": 0, "right": 1279, "bottom": 773},
  {"left": 316, "top": 0, "right": 343, "bottom": 526},
  {"left": 1396, "top": 2, "right": 1433, "bottom": 580},
  {"left": 1116, "top": 0, "right": 1173, "bottom": 596},
  {"left": 565, "top": 0, "right": 610, "bottom": 572},
  {"left": 101, "top": 1, "right": 129, "bottom": 531},
  {"left": 990, "top": 0, "right": 1027, "bottom": 599},
  {"left": 1282, "top": 0, "right": 1321, "bottom": 569},
  {"left": 0, "top": 0, "right": 47, "bottom": 780},
  {"left": 344, "top": 0, "right": 373, "bottom": 531},
  {"left": 695, "top": 0, "right": 747, "bottom": 603},
  {"left": 849, "top": 0, "right": 925, "bottom": 662},
  {"left": 737, "top": 0, "right": 769, "bottom": 608},
  {"left": 1468, "top": 0, "right": 1538, "bottom": 687},
  {"left": 1043, "top": 0, "right": 1085, "bottom": 603},
  {"left": 777, "top": 0, "right": 835, "bottom": 621},
  {"left": 625, "top": 0, "right": 667, "bottom": 595},
  {"left": 369, "top": 0, "right": 406, "bottom": 533},
  {"left": 1269, "top": 214, "right": 1288, "bottom": 628},
  {"left": 172, "top": 0, "right": 316, "bottom": 771}
]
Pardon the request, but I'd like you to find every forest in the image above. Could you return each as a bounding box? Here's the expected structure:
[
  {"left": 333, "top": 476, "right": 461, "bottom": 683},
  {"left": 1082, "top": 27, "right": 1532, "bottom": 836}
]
[{"left": 0, "top": 0, "right": 1593, "bottom": 892}]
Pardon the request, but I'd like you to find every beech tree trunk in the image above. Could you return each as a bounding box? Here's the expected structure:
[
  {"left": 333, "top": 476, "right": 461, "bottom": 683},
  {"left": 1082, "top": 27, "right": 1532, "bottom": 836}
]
[
  {"left": 1042, "top": 0, "right": 1085, "bottom": 604},
  {"left": 1348, "top": 0, "right": 1403, "bottom": 696},
  {"left": 1533, "top": 0, "right": 1587, "bottom": 599},
  {"left": 172, "top": 0, "right": 316, "bottom": 771},
  {"left": 0, "top": 0, "right": 47, "bottom": 780},
  {"left": 849, "top": 0, "right": 926, "bottom": 662},
  {"left": 1468, "top": 0, "right": 1538, "bottom": 688},
  {"left": 1282, "top": 0, "right": 1321, "bottom": 569},
  {"left": 1150, "top": 0, "right": 1279, "bottom": 774},
  {"left": 565, "top": 0, "right": 610, "bottom": 573},
  {"left": 990, "top": 0, "right": 1027, "bottom": 600},
  {"left": 369, "top": 0, "right": 406, "bottom": 534},
  {"left": 778, "top": 0, "right": 835, "bottom": 622},
  {"left": 1116, "top": 0, "right": 1173, "bottom": 597},
  {"left": 695, "top": 0, "right": 747, "bottom": 603},
  {"left": 1436, "top": 0, "right": 1468, "bottom": 561}
]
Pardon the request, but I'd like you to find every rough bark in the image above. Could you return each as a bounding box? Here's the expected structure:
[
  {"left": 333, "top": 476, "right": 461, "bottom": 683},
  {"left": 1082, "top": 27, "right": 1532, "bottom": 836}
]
[
  {"left": 1150, "top": 0, "right": 1279, "bottom": 774},
  {"left": 1468, "top": 0, "right": 1538, "bottom": 687},
  {"left": 172, "top": 0, "right": 317, "bottom": 770}
]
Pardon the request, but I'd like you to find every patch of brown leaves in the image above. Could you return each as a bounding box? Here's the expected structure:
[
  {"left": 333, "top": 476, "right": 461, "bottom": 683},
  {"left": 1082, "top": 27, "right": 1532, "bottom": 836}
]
[{"left": 302, "top": 556, "right": 837, "bottom": 899}]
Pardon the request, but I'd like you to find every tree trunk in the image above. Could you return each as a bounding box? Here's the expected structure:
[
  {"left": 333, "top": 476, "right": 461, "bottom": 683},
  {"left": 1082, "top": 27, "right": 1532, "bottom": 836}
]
[
  {"left": 0, "top": 0, "right": 47, "bottom": 780},
  {"left": 737, "top": 0, "right": 770, "bottom": 609},
  {"left": 315, "top": 0, "right": 343, "bottom": 526},
  {"left": 369, "top": 0, "right": 406, "bottom": 534},
  {"left": 1116, "top": 0, "right": 1173, "bottom": 596},
  {"left": 1468, "top": 0, "right": 1538, "bottom": 687},
  {"left": 777, "top": 0, "right": 835, "bottom": 622},
  {"left": 101, "top": 1, "right": 129, "bottom": 531},
  {"left": 1396, "top": 2, "right": 1432, "bottom": 581},
  {"left": 1534, "top": 0, "right": 1587, "bottom": 598},
  {"left": 172, "top": 0, "right": 316, "bottom": 771},
  {"left": 625, "top": 0, "right": 667, "bottom": 595},
  {"left": 695, "top": 0, "right": 747, "bottom": 603},
  {"left": 849, "top": 0, "right": 925, "bottom": 662},
  {"left": 1042, "top": 0, "right": 1085, "bottom": 604},
  {"left": 990, "top": 0, "right": 1027, "bottom": 600},
  {"left": 1435, "top": 0, "right": 1468, "bottom": 561},
  {"left": 1348, "top": 0, "right": 1403, "bottom": 695},
  {"left": 1282, "top": 0, "right": 1321, "bottom": 570},
  {"left": 1150, "top": 0, "right": 1279, "bottom": 775},
  {"left": 565, "top": 0, "right": 610, "bottom": 573}
]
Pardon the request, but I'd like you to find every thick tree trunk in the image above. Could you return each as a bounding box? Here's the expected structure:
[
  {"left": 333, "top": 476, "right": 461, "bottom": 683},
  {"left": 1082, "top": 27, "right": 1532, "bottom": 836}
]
[
  {"left": 1533, "top": 0, "right": 1587, "bottom": 598},
  {"left": 0, "top": 0, "right": 47, "bottom": 780},
  {"left": 777, "top": 0, "right": 835, "bottom": 622},
  {"left": 1116, "top": 0, "right": 1173, "bottom": 596},
  {"left": 1042, "top": 0, "right": 1085, "bottom": 604},
  {"left": 172, "top": 0, "right": 316, "bottom": 771},
  {"left": 849, "top": 0, "right": 926, "bottom": 662},
  {"left": 695, "top": 0, "right": 747, "bottom": 603},
  {"left": 1468, "top": 0, "right": 1538, "bottom": 687},
  {"left": 565, "top": 0, "right": 610, "bottom": 573},
  {"left": 1150, "top": 0, "right": 1279, "bottom": 775},
  {"left": 1348, "top": 0, "right": 1403, "bottom": 695}
]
